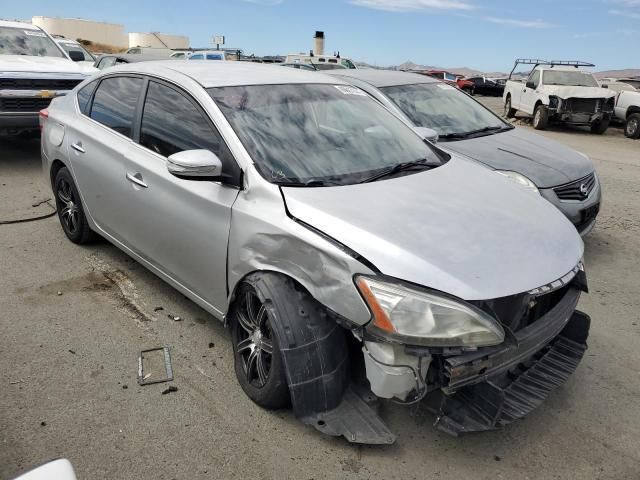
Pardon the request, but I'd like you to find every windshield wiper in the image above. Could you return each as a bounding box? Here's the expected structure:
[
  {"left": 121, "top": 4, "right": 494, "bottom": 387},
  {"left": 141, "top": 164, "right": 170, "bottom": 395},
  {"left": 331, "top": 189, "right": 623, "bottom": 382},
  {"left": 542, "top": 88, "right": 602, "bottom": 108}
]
[
  {"left": 277, "top": 178, "right": 344, "bottom": 187},
  {"left": 358, "top": 158, "right": 438, "bottom": 184},
  {"left": 439, "top": 125, "right": 509, "bottom": 140}
]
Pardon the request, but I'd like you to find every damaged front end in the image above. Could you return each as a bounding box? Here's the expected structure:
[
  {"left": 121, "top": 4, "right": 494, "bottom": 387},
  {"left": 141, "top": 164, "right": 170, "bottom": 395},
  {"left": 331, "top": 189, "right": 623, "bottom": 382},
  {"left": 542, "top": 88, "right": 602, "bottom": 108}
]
[
  {"left": 549, "top": 95, "right": 614, "bottom": 125},
  {"left": 301, "top": 265, "right": 590, "bottom": 443}
]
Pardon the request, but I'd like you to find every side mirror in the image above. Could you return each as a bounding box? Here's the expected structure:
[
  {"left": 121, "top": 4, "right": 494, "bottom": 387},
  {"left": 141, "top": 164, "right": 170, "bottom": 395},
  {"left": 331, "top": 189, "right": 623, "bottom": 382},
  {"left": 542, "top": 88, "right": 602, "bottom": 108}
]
[
  {"left": 167, "top": 149, "right": 223, "bottom": 180},
  {"left": 68, "top": 50, "right": 85, "bottom": 62},
  {"left": 526, "top": 80, "right": 535, "bottom": 89},
  {"left": 413, "top": 126, "right": 439, "bottom": 143}
]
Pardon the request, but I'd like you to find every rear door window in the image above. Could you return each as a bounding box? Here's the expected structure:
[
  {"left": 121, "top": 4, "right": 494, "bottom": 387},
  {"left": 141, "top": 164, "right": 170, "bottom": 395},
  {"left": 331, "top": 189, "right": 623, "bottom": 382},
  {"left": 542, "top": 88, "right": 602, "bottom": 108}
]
[
  {"left": 139, "top": 80, "right": 240, "bottom": 183},
  {"left": 77, "top": 80, "right": 98, "bottom": 115},
  {"left": 89, "top": 76, "right": 144, "bottom": 138}
]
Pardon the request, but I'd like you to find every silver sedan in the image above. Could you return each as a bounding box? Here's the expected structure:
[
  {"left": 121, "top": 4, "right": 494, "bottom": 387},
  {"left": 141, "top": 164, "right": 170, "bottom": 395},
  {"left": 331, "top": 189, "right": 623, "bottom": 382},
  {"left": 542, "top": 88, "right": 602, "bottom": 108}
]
[{"left": 41, "top": 61, "right": 591, "bottom": 443}]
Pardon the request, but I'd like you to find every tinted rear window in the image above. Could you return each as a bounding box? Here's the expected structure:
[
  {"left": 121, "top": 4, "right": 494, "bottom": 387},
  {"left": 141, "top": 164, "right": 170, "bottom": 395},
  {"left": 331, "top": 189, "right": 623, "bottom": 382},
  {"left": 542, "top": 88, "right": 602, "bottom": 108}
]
[
  {"left": 90, "top": 77, "right": 143, "bottom": 137},
  {"left": 77, "top": 80, "right": 97, "bottom": 115}
]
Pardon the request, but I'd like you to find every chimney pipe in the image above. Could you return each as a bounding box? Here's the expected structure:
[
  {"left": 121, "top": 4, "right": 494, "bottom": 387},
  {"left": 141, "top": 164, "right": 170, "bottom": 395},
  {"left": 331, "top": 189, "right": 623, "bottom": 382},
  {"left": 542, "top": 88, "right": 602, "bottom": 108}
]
[{"left": 313, "top": 31, "right": 325, "bottom": 56}]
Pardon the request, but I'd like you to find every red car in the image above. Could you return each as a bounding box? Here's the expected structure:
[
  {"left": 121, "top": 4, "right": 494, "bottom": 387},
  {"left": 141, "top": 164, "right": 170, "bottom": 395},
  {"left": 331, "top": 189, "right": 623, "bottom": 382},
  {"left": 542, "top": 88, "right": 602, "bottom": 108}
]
[{"left": 420, "top": 70, "right": 474, "bottom": 93}]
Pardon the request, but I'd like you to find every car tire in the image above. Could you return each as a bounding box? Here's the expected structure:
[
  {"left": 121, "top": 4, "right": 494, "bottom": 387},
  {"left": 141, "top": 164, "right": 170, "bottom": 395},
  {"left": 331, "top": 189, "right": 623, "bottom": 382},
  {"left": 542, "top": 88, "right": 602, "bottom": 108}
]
[
  {"left": 624, "top": 113, "right": 640, "bottom": 139},
  {"left": 230, "top": 275, "right": 293, "bottom": 410},
  {"left": 504, "top": 96, "right": 517, "bottom": 118},
  {"left": 53, "top": 167, "right": 96, "bottom": 244},
  {"left": 533, "top": 104, "right": 549, "bottom": 130},
  {"left": 590, "top": 118, "right": 610, "bottom": 135}
]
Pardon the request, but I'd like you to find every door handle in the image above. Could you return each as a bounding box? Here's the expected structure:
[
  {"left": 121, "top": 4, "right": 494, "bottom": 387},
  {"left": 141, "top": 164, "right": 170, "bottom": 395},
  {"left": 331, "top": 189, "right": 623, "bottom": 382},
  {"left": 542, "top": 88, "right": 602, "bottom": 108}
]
[
  {"left": 126, "top": 172, "right": 148, "bottom": 188},
  {"left": 71, "top": 142, "right": 85, "bottom": 153}
]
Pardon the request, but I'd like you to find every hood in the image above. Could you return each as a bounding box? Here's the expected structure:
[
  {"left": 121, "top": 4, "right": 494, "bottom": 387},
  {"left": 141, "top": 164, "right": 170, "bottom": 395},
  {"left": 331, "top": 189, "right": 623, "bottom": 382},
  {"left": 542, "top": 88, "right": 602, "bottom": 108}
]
[
  {"left": 0, "top": 55, "right": 89, "bottom": 75},
  {"left": 440, "top": 127, "right": 594, "bottom": 188},
  {"left": 282, "top": 157, "right": 583, "bottom": 301},
  {"left": 543, "top": 85, "right": 616, "bottom": 100}
]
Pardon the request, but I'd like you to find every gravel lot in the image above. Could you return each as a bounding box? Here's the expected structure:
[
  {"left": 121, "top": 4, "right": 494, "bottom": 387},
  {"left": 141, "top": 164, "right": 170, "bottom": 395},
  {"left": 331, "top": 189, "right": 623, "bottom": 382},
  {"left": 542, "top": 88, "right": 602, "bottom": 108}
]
[{"left": 1, "top": 97, "right": 639, "bottom": 480}]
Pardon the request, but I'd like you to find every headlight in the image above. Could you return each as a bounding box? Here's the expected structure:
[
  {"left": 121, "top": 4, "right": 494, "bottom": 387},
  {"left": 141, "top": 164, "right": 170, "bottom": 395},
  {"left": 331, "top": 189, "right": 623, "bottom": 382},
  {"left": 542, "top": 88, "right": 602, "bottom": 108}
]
[
  {"left": 495, "top": 170, "right": 540, "bottom": 194},
  {"left": 356, "top": 276, "right": 505, "bottom": 347}
]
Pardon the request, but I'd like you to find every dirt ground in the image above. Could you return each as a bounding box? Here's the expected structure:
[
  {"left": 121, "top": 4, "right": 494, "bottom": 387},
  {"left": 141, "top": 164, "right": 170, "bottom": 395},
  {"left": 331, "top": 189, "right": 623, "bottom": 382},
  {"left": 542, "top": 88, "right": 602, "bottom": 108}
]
[{"left": 1, "top": 100, "right": 639, "bottom": 479}]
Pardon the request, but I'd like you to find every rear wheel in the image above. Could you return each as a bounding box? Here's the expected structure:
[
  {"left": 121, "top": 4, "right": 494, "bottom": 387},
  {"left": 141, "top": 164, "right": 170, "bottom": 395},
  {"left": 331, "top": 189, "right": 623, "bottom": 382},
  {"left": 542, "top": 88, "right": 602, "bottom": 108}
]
[
  {"left": 504, "top": 96, "right": 517, "bottom": 118},
  {"left": 53, "top": 167, "right": 95, "bottom": 244},
  {"left": 532, "top": 104, "right": 549, "bottom": 130},
  {"left": 590, "top": 117, "right": 610, "bottom": 135},
  {"left": 624, "top": 113, "right": 640, "bottom": 139}
]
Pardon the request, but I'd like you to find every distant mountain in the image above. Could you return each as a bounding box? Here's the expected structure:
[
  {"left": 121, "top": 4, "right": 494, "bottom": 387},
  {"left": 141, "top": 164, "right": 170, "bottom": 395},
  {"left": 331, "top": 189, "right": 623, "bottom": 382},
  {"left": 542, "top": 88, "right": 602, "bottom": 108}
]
[{"left": 370, "top": 60, "right": 639, "bottom": 80}]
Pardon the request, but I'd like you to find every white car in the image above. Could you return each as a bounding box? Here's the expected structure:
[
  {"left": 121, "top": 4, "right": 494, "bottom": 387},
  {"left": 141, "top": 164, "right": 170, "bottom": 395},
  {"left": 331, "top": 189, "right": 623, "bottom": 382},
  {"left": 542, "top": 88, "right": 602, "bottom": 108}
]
[
  {"left": 0, "top": 20, "right": 93, "bottom": 136},
  {"left": 54, "top": 38, "right": 96, "bottom": 67},
  {"left": 599, "top": 80, "right": 640, "bottom": 139},
  {"left": 503, "top": 59, "right": 616, "bottom": 134}
]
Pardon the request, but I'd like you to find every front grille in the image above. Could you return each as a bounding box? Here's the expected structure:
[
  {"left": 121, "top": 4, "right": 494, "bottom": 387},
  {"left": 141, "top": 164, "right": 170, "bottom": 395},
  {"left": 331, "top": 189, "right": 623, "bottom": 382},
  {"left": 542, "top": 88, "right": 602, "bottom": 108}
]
[
  {"left": 0, "top": 97, "right": 53, "bottom": 112},
  {"left": 564, "top": 98, "right": 599, "bottom": 114},
  {"left": 0, "top": 78, "right": 82, "bottom": 90},
  {"left": 554, "top": 172, "right": 596, "bottom": 201}
]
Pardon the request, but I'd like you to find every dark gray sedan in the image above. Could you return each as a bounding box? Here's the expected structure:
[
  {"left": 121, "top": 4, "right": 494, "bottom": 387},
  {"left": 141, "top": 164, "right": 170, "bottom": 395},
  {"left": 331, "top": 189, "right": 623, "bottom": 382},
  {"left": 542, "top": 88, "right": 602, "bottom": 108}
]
[{"left": 328, "top": 69, "right": 601, "bottom": 235}]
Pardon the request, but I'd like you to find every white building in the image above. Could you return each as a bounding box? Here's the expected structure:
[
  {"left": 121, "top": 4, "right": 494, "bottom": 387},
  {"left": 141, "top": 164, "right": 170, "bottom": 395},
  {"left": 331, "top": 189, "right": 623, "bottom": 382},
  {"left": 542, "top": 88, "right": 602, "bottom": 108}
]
[{"left": 31, "top": 16, "right": 189, "bottom": 50}]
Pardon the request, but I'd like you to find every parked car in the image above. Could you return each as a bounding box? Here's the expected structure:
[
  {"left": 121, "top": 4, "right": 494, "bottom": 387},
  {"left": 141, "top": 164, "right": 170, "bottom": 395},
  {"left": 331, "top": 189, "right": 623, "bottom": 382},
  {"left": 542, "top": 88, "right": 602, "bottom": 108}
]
[
  {"left": 600, "top": 77, "right": 640, "bottom": 90},
  {"left": 188, "top": 50, "right": 227, "bottom": 61},
  {"left": 0, "top": 20, "right": 92, "bottom": 136},
  {"left": 279, "top": 62, "right": 318, "bottom": 71},
  {"left": 285, "top": 53, "right": 356, "bottom": 69},
  {"left": 126, "top": 47, "right": 173, "bottom": 57},
  {"left": 42, "top": 61, "right": 590, "bottom": 443},
  {"left": 93, "top": 53, "right": 171, "bottom": 70},
  {"left": 328, "top": 69, "right": 601, "bottom": 235},
  {"left": 600, "top": 79, "right": 640, "bottom": 139},
  {"left": 465, "top": 76, "right": 505, "bottom": 96},
  {"left": 54, "top": 38, "right": 95, "bottom": 66},
  {"left": 503, "top": 59, "right": 616, "bottom": 133}
]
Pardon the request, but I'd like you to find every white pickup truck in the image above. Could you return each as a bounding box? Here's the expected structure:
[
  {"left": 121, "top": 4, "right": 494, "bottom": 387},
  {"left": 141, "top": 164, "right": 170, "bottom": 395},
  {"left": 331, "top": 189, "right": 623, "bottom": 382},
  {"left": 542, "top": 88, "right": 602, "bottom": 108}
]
[
  {"left": 503, "top": 59, "right": 616, "bottom": 134},
  {"left": 0, "top": 20, "right": 93, "bottom": 136},
  {"left": 599, "top": 80, "right": 640, "bottom": 139}
]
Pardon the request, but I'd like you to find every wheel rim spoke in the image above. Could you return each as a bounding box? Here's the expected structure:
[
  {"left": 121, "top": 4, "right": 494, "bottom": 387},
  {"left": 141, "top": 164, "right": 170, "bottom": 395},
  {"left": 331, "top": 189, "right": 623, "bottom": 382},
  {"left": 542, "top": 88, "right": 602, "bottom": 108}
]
[
  {"left": 246, "top": 349, "right": 259, "bottom": 381},
  {"left": 260, "top": 338, "right": 273, "bottom": 355},
  {"left": 256, "top": 352, "right": 268, "bottom": 385},
  {"left": 256, "top": 305, "right": 266, "bottom": 327},
  {"left": 245, "top": 291, "right": 256, "bottom": 322},
  {"left": 237, "top": 337, "right": 254, "bottom": 353},
  {"left": 237, "top": 311, "right": 254, "bottom": 334}
]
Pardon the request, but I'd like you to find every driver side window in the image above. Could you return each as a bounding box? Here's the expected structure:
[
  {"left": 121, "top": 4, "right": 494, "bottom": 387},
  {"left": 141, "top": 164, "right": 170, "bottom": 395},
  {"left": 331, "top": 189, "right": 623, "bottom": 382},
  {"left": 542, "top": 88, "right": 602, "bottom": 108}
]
[
  {"left": 139, "top": 80, "right": 241, "bottom": 185},
  {"left": 530, "top": 70, "right": 541, "bottom": 88}
]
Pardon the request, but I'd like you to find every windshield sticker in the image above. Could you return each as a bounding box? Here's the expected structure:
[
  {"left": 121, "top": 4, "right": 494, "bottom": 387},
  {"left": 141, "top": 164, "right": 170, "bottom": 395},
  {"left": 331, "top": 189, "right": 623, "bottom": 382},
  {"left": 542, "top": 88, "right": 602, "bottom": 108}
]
[
  {"left": 24, "top": 30, "right": 47, "bottom": 37},
  {"left": 334, "top": 85, "right": 367, "bottom": 96},
  {"left": 436, "top": 84, "right": 455, "bottom": 90}
]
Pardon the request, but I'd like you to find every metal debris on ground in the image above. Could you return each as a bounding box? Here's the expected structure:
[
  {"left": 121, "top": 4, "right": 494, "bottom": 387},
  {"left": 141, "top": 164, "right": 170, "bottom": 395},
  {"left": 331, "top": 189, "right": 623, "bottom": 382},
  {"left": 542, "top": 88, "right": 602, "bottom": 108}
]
[
  {"left": 167, "top": 314, "right": 182, "bottom": 322},
  {"left": 161, "top": 386, "right": 178, "bottom": 395},
  {"left": 137, "top": 347, "right": 174, "bottom": 386}
]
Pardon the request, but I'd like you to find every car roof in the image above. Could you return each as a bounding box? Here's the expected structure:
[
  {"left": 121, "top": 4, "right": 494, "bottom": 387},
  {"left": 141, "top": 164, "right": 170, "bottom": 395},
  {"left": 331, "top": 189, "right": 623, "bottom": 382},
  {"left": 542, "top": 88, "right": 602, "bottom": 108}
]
[
  {"left": 325, "top": 69, "right": 437, "bottom": 88},
  {"left": 100, "top": 53, "right": 170, "bottom": 63},
  {"left": 0, "top": 20, "right": 41, "bottom": 30},
  {"left": 105, "top": 61, "right": 349, "bottom": 87}
]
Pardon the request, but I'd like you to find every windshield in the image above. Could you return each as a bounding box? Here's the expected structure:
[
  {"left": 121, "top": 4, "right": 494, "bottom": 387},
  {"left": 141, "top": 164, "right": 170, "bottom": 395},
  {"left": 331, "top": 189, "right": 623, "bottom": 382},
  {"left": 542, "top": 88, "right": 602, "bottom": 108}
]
[
  {"left": 341, "top": 59, "right": 356, "bottom": 69},
  {"left": 59, "top": 42, "right": 94, "bottom": 61},
  {"left": 543, "top": 70, "right": 599, "bottom": 87},
  {"left": 381, "top": 83, "right": 507, "bottom": 138},
  {"left": 444, "top": 73, "right": 457, "bottom": 82},
  {"left": 0, "top": 27, "right": 65, "bottom": 58},
  {"left": 208, "top": 84, "right": 442, "bottom": 185}
]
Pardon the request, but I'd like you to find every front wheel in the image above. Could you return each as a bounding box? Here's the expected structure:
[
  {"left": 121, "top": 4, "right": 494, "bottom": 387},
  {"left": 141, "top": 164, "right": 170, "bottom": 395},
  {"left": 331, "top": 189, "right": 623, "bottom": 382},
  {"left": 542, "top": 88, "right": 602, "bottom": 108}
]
[
  {"left": 624, "top": 113, "right": 640, "bottom": 139},
  {"left": 504, "top": 96, "right": 517, "bottom": 118},
  {"left": 590, "top": 117, "right": 610, "bottom": 135},
  {"left": 533, "top": 104, "right": 549, "bottom": 130},
  {"left": 230, "top": 280, "right": 290, "bottom": 409}
]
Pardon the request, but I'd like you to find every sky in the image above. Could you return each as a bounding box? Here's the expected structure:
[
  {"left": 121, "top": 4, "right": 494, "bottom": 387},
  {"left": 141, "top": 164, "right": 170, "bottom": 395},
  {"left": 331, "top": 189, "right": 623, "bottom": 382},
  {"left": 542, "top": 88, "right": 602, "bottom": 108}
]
[{"left": 4, "top": 0, "right": 640, "bottom": 72}]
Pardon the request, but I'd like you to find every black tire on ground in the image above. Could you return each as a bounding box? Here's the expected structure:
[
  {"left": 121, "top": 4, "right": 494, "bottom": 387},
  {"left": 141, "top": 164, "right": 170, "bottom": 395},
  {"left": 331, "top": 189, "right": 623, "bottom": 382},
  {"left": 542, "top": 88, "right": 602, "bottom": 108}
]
[
  {"left": 590, "top": 117, "right": 610, "bottom": 135},
  {"left": 624, "top": 113, "right": 640, "bottom": 139},
  {"left": 230, "top": 274, "right": 303, "bottom": 410},
  {"left": 53, "top": 167, "right": 96, "bottom": 244},
  {"left": 504, "top": 96, "right": 517, "bottom": 118},
  {"left": 533, "top": 104, "right": 549, "bottom": 130}
]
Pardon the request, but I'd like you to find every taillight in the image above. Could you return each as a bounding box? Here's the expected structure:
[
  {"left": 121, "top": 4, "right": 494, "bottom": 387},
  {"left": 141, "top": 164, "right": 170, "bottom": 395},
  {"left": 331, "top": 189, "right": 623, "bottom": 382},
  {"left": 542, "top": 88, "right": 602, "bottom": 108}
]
[{"left": 39, "top": 108, "right": 49, "bottom": 131}]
